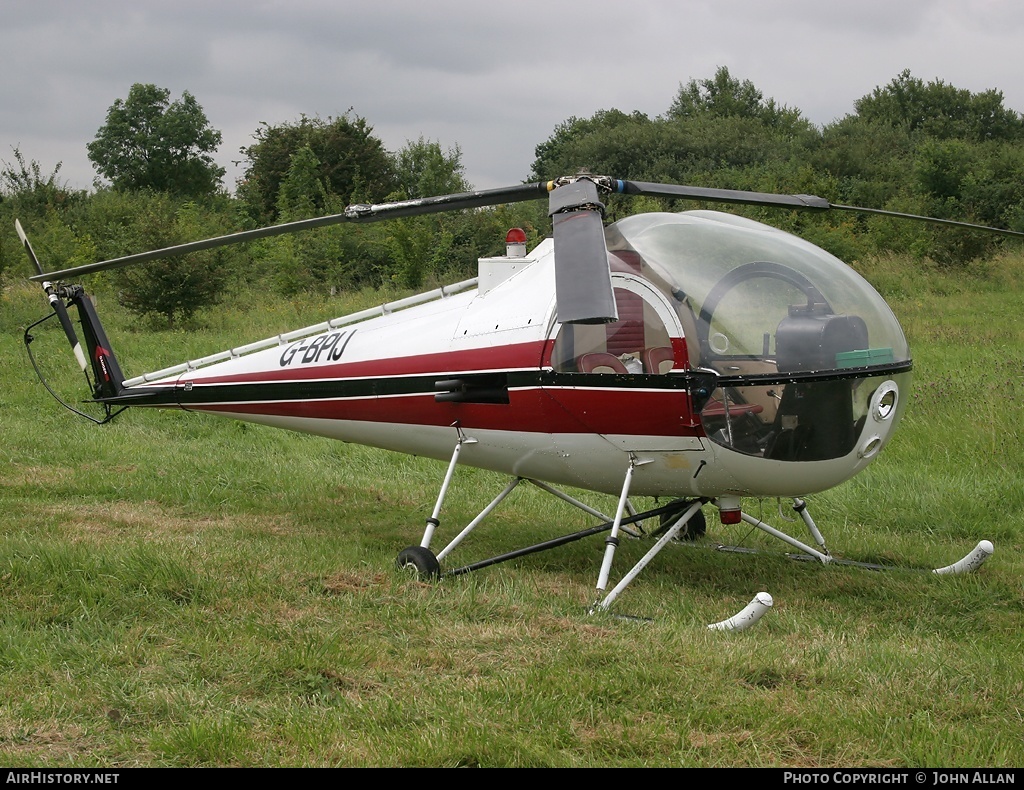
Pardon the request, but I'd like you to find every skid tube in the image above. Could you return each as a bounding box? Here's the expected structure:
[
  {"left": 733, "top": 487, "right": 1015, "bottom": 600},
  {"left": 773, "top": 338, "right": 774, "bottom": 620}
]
[
  {"left": 440, "top": 497, "right": 706, "bottom": 580},
  {"left": 708, "top": 499, "right": 994, "bottom": 576}
]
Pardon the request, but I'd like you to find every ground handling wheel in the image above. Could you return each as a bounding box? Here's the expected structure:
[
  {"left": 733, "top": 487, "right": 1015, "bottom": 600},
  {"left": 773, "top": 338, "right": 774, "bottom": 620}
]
[
  {"left": 396, "top": 545, "right": 441, "bottom": 579},
  {"left": 658, "top": 500, "right": 707, "bottom": 541}
]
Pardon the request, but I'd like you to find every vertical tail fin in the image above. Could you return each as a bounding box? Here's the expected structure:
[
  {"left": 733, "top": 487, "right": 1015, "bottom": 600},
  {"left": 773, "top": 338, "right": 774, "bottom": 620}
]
[{"left": 67, "top": 286, "right": 127, "bottom": 400}]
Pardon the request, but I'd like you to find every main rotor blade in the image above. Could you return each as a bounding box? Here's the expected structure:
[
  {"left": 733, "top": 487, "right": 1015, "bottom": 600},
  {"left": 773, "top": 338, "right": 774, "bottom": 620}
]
[
  {"left": 29, "top": 213, "right": 356, "bottom": 281},
  {"left": 28, "top": 181, "right": 551, "bottom": 282},
  {"left": 618, "top": 179, "right": 1024, "bottom": 239},
  {"left": 27, "top": 173, "right": 1024, "bottom": 284},
  {"left": 829, "top": 203, "right": 1024, "bottom": 239},
  {"left": 618, "top": 180, "right": 831, "bottom": 210}
]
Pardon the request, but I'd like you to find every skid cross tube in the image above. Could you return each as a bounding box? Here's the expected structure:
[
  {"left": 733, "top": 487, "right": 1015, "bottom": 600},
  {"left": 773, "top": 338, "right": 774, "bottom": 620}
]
[
  {"left": 440, "top": 499, "right": 700, "bottom": 579},
  {"left": 739, "top": 509, "right": 831, "bottom": 563},
  {"left": 433, "top": 475, "right": 639, "bottom": 563},
  {"left": 435, "top": 476, "right": 524, "bottom": 562},
  {"left": 524, "top": 479, "right": 641, "bottom": 539}
]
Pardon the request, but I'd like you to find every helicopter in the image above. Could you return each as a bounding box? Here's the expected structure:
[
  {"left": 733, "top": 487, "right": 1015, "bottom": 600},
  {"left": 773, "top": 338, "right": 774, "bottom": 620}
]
[{"left": 16, "top": 174, "right": 1016, "bottom": 627}]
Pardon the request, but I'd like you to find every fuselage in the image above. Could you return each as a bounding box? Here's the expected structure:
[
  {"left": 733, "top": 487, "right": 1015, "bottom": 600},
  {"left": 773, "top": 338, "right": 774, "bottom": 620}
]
[{"left": 116, "top": 211, "right": 912, "bottom": 499}]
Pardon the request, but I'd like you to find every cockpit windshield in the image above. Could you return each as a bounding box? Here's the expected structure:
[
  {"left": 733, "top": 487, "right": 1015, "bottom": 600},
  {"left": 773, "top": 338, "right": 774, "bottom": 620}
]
[
  {"left": 605, "top": 210, "right": 910, "bottom": 373},
  {"left": 601, "top": 210, "right": 912, "bottom": 462}
]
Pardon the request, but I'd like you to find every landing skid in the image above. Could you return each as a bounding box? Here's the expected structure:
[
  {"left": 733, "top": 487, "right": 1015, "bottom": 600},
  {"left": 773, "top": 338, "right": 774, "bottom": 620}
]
[
  {"left": 396, "top": 434, "right": 994, "bottom": 624},
  {"left": 711, "top": 538, "right": 995, "bottom": 574}
]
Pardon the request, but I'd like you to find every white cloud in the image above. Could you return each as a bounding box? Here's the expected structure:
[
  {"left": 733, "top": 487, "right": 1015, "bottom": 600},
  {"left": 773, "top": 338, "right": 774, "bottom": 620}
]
[{"left": 4, "top": 0, "right": 1024, "bottom": 193}]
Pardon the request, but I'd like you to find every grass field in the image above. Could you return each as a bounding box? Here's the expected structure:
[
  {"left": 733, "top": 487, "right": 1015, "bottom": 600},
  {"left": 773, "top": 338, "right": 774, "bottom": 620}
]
[{"left": 1, "top": 254, "right": 1022, "bottom": 768}]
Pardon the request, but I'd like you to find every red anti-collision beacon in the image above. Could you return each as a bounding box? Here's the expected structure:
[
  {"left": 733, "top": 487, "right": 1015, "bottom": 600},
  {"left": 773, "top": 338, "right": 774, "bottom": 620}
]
[{"left": 505, "top": 227, "right": 527, "bottom": 258}]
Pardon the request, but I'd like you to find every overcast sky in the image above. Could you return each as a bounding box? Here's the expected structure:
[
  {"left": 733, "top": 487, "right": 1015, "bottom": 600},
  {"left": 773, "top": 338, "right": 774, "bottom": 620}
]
[{"left": 4, "top": 0, "right": 1024, "bottom": 195}]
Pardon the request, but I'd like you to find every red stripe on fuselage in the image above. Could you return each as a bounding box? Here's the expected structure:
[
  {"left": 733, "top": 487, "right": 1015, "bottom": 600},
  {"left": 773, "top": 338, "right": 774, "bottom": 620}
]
[
  {"left": 184, "top": 340, "right": 550, "bottom": 385},
  {"left": 185, "top": 386, "right": 702, "bottom": 437}
]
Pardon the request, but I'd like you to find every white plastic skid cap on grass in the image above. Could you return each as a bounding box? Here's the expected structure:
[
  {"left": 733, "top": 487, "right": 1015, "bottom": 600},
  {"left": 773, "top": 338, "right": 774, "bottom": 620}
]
[{"left": 707, "top": 592, "right": 774, "bottom": 632}]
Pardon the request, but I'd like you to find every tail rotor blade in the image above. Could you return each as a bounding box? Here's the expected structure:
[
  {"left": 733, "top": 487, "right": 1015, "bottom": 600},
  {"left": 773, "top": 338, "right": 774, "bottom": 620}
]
[
  {"left": 15, "top": 219, "right": 46, "bottom": 277},
  {"left": 16, "top": 220, "right": 89, "bottom": 374},
  {"left": 48, "top": 295, "right": 89, "bottom": 375}
]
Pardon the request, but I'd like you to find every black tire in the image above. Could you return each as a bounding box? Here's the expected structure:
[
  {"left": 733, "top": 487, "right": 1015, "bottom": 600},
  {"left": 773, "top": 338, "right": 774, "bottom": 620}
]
[
  {"left": 659, "top": 501, "right": 707, "bottom": 541},
  {"left": 396, "top": 545, "right": 441, "bottom": 579}
]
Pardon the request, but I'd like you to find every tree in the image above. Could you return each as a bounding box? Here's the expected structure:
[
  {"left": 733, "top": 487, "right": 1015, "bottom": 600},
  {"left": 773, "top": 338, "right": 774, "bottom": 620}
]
[
  {"left": 237, "top": 113, "right": 397, "bottom": 223},
  {"left": 85, "top": 190, "right": 236, "bottom": 325},
  {"left": 375, "top": 138, "right": 475, "bottom": 288},
  {"left": 832, "top": 70, "right": 1024, "bottom": 263},
  {"left": 853, "top": 69, "right": 1024, "bottom": 143},
  {"left": 87, "top": 83, "right": 225, "bottom": 196},
  {"left": 1, "top": 147, "right": 73, "bottom": 210},
  {"left": 1, "top": 148, "right": 86, "bottom": 279},
  {"left": 392, "top": 137, "right": 468, "bottom": 198},
  {"left": 530, "top": 109, "right": 653, "bottom": 181},
  {"left": 267, "top": 144, "right": 351, "bottom": 294},
  {"left": 667, "top": 66, "right": 809, "bottom": 132}
]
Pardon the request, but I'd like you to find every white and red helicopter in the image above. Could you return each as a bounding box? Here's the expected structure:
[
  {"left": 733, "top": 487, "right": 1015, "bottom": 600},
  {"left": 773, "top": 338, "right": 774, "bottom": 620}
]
[{"left": 17, "top": 174, "right": 1015, "bottom": 627}]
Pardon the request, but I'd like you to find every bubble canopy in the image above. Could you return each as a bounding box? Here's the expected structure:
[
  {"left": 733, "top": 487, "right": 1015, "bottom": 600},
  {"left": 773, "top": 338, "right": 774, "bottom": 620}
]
[
  {"left": 606, "top": 210, "right": 910, "bottom": 372},
  {"left": 596, "top": 210, "right": 912, "bottom": 463}
]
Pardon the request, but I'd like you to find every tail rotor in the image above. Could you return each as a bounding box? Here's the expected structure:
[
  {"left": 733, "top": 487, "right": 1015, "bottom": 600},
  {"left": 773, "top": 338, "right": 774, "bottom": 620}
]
[
  {"left": 16, "top": 220, "right": 90, "bottom": 379},
  {"left": 16, "top": 220, "right": 127, "bottom": 423}
]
